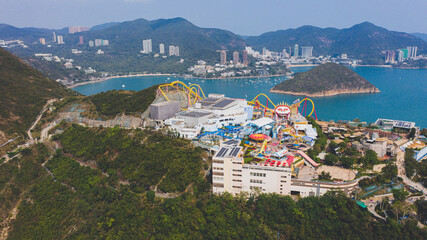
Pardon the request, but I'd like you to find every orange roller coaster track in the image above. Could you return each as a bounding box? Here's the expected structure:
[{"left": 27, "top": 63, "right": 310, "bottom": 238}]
[{"left": 157, "top": 81, "right": 206, "bottom": 106}]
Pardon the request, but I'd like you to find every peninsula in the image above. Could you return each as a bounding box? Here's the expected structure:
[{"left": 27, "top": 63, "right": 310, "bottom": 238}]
[{"left": 270, "top": 62, "right": 380, "bottom": 97}]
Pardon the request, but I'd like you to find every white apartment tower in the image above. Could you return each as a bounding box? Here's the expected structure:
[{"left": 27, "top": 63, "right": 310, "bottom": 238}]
[
  {"left": 159, "top": 43, "right": 165, "bottom": 54},
  {"left": 301, "top": 46, "right": 313, "bottom": 58},
  {"left": 142, "top": 39, "right": 152, "bottom": 54},
  {"left": 57, "top": 35, "right": 64, "bottom": 44}
]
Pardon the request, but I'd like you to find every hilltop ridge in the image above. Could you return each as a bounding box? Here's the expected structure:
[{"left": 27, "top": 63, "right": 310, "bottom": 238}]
[{"left": 271, "top": 63, "right": 380, "bottom": 97}]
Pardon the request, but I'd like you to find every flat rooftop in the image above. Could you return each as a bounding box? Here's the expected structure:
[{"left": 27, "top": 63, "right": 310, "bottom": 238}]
[{"left": 179, "top": 111, "right": 211, "bottom": 118}]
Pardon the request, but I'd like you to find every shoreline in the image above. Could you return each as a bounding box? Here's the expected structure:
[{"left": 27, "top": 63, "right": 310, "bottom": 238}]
[
  {"left": 182, "top": 72, "right": 292, "bottom": 80},
  {"left": 68, "top": 73, "right": 172, "bottom": 88},
  {"left": 69, "top": 72, "right": 293, "bottom": 88},
  {"left": 270, "top": 88, "right": 381, "bottom": 97}
]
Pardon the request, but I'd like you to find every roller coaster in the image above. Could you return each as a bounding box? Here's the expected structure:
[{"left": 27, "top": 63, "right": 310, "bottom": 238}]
[
  {"left": 157, "top": 81, "right": 206, "bottom": 107},
  {"left": 156, "top": 81, "right": 317, "bottom": 119}
]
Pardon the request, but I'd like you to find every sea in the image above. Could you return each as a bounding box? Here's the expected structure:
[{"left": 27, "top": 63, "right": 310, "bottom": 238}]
[{"left": 73, "top": 67, "right": 427, "bottom": 128}]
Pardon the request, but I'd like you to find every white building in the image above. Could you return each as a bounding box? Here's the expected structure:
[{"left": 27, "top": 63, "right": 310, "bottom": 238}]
[
  {"left": 165, "top": 94, "right": 253, "bottom": 138},
  {"left": 301, "top": 46, "right": 313, "bottom": 58},
  {"left": 159, "top": 43, "right": 165, "bottom": 54},
  {"left": 95, "top": 39, "right": 102, "bottom": 47},
  {"left": 212, "top": 143, "right": 359, "bottom": 197},
  {"left": 142, "top": 39, "right": 152, "bottom": 54},
  {"left": 57, "top": 35, "right": 64, "bottom": 44},
  {"left": 88, "top": 40, "right": 94, "bottom": 47}
]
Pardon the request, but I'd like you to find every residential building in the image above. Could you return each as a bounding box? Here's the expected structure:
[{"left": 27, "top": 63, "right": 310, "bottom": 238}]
[
  {"left": 242, "top": 50, "right": 249, "bottom": 65},
  {"left": 174, "top": 46, "right": 179, "bottom": 56},
  {"left": 407, "top": 46, "right": 417, "bottom": 59},
  {"left": 233, "top": 51, "right": 240, "bottom": 64},
  {"left": 142, "top": 39, "right": 152, "bottom": 54},
  {"left": 169, "top": 45, "right": 175, "bottom": 56},
  {"left": 385, "top": 50, "right": 395, "bottom": 63},
  {"left": 39, "top": 38, "right": 46, "bottom": 45},
  {"left": 301, "top": 46, "right": 313, "bottom": 58},
  {"left": 57, "top": 35, "right": 64, "bottom": 44},
  {"left": 53, "top": 32, "right": 56, "bottom": 43},
  {"left": 398, "top": 50, "right": 404, "bottom": 62},
  {"left": 220, "top": 50, "right": 227, "bottom": 65},
  {"left": 294, "top": 44, "right": 299, "bottom": 57},
  {"left": 88, "top": 40, "right": 94, "bottom": 47},
  {"left": 159, "top": 43, "right": 165, "bottom": 54},
  {"left": 79, "top": 36, "right": 84, "bottom": 44},
  {"left": 68, "top": 26, "right": 90, "bottom": 34},
  {"left": 95, "top": 39, "right": 102, "bottom": 47}
]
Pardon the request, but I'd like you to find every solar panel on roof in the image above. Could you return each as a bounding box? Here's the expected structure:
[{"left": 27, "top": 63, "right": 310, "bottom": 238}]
[
  {"left": 220, "top": 149, "right": 229, "bottom": 157},
  {"left": 211, "top": 99, "right": 235, "bottom": 108},
  {"left": 216, "top": 148, "right": 226, "bottom": 157}
]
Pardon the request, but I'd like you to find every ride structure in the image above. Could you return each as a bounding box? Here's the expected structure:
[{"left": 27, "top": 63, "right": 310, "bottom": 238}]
[
  {"left": 157, "top": 81, "right": 206, "bottom": 109},
  {"left": 299, "top": 97, "right": 318, "bottom": 119}
]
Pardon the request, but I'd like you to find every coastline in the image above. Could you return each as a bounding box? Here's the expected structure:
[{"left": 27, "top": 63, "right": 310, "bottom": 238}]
[
  {"left": 270, "top": 88, "right": 381, "bottom": 97},
  {"left": 68, "top": 73, "right": 172, "bottom": 88},
  {"left": 182, "top": 72, "right": 292, "bottom": 80}
]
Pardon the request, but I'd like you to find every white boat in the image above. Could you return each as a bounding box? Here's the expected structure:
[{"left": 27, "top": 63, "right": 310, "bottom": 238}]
[{"left": 122, "top": 84, "right": 125, "bottom": 88}]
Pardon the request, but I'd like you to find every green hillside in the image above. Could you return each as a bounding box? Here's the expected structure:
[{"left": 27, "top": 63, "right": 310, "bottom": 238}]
[
  {"left": 247, "top": 22, "right": 427, "bottom": 59},
  {"left": 0, "top": 47, "right": 73, "bottom": 137},
  {"left": 271, "top": 63, "right": 379, "bottom": 96},
  {"left": 89, "top": 84, "right": 159, "bottom": 116}
]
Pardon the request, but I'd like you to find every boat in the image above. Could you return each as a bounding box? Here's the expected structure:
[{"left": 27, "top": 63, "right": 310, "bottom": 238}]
[{"left": 122, "top": 84, "right": 125, "bottom": 88}]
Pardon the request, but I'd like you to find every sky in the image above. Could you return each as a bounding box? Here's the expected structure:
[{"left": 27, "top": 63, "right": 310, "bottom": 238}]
[{"left": 1, "top": 0, "right": 426, "bottom": 35}]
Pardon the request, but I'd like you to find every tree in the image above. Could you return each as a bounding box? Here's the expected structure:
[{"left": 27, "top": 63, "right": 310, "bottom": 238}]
[
  {"left": 407, "top": 128, "right": 416, "bottom": 139},
  {"left": 340, "top": 156, "right": 355, "bottom": 169},
  {"left": 318, "top": 171, "right": 332, "bottom": 181},
  {"left": 324, "top": 154, "right": 339, "bottom": 166},
  {"left": 361, "top": 150, "right": 378, "bottom": 167},
  {"left": 392, "top": 188, "right": 409, "bottom": 202}
]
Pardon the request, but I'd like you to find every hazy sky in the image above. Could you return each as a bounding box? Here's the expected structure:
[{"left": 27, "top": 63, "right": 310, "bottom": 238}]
[{"left": 1, "top": 0, "right": 426, "bottom": 35}]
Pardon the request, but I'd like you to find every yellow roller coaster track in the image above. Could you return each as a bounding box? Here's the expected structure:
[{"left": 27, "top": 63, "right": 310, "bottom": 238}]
[
  {"left": 157, "top": 81, "right": 205, "bottom": 105},
  {"left": 299, "top": 98, "right": 315, "bottom": 117}
]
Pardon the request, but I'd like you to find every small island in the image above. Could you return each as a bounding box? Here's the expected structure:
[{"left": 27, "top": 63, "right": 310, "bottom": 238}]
[{"left": 270, "top": 62, "right": 380, "bottom": 97}]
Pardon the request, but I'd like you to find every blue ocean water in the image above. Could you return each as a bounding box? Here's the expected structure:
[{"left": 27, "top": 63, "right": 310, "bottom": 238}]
[{"left": 73, "top": 67, "right": 427, "bottom": 127}]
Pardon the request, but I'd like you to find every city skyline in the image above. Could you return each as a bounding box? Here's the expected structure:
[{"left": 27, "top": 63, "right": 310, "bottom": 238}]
[{"left": 0, "top": 0, "right": 426, "bottom": 35}]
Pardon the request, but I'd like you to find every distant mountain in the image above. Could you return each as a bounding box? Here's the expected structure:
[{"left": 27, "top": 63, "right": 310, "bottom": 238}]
[
  {"left": 90, "top": 22, "right": 120, "bottom": 31},
  {"left": 76, "top": 17, "right": 246, "bottom": 59},
  {"left": 247, "top": 22, "right": 427, "bottom": 58},
  {"left": 271, "top": 62, "right": 379, "bottom": 97},
  {"left": 411, "top": 32, "right": 427, "bottom": 42},
  {"left": 0, "top": 24, "right": 54, "bottom": 42},
  {"left": 0, "top": 47, "right": 73, "bottom": 137}
]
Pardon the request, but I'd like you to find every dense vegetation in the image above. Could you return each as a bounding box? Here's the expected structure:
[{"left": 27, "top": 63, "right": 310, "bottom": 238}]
[
  {"left": 306, "top": 116, "right": 327, "bottom": 161},
  {"left": 0, "top": 47, "right": 73, "bottom": 137},
  {"left": 89, "top": 84, "right": 158, "bottom": 116},
  {"left": 1, "top": 126, "right": 426, "bottom": 239},
  {"left": 56, "top": 125, "right": 205, "bottom": 193},
  {"left": 272, "top": 62, "right": 379, "bottom": 94},
  {"left": 404, "top": 148, "right": 427, "bottom": 187}
]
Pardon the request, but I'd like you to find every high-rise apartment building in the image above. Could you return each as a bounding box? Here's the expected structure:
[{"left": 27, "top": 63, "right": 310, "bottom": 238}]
[
  {"left": 294, "top": 44, "right": 299, "bottom": 57},
  {"left": 53, "top": 32, "right": 57, "bottom": 43},
  {"left": 398, "top": 50, "right": 404, "bottom": 62},
  {"left": 142, "top": 39, "right": 152, "bottom": 54},
  {"left": 220, "top": 50, "right": 227, "bottom": 65},
  {"left": 101, "top": 40, "right": 109, "bottom": 46},
  {"left": 233, "top": 51, "right": 240, "bottom": 64},
  {"left": 39, "top": 38, "right": 46, "bottom": 45},
  {"left": 174, "top": 46, "right": 179, "bottom": 56},
  {"left": 68, "top": 26, "right": 90, "bottom": 34},
  {"left": 242, "top": 50, "right": 248, "bottom": 65},
  {"left": 159, "top": 43, "right": 165, "bottom": 54},
  {"left": 385, "top": 50, "right": 395, "bottom": 63},
  {"left": 79, "top": 36, "right": 84, "bottom": 44},
  {"left": 169, "top": 45, "right": 175, "bottom": 56},
  {"left": 407, "top": 46, "right": 417, "bottom": 59},
  {"left": 57, "top": 35, "right": 64, "bottom": 44},
  {"left": 301, "top": 46, "right": 313, "bottom": 58},
  {"left": 88, "top": 40, "right": 94, "bottom": 47},
  {"left": 95, "top": 39, "right": 102, "bottom": 47}
]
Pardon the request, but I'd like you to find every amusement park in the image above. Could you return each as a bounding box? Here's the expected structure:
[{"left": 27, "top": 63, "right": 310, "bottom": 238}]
[{"left": 147, "top": 81, "right": 363, "bottom": 197}]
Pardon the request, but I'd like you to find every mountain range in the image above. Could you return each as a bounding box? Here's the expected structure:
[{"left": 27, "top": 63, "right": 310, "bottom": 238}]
[{"left": 0, "top": 18, "right": 426, "bottom": 72}]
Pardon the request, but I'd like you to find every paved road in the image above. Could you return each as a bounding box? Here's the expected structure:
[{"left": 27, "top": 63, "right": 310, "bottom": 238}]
[
  {"left": 27, "top": 99, "right": 57, "bottom": 142},
  {"left": 396, "top": 149, "right": 427, "bottom": 196}
]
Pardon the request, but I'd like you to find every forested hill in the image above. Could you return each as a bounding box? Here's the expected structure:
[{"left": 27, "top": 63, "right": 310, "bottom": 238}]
[
  {"left": 271, "top": 62, "right": 380, "bottom": 97},
  {"left": 0, "top": 47, "right": 73, "bottom": 137},
  {"left": 1, "top": 125, "right": 426, "bottom": 239},
  {"left": 247, "top": 22, "right": 427, "bottom": 57}
]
